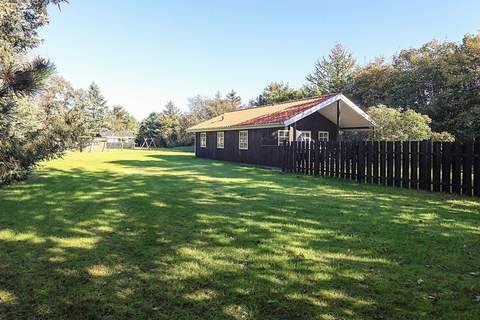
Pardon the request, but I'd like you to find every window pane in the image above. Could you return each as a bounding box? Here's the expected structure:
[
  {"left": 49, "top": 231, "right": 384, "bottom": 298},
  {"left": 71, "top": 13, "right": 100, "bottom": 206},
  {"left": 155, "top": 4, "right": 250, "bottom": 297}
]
[
  {"left": 239, "top": 131, "right": 248, "bottom": 149},
  {"left": 200, "top": 132, "right": 207, "bottom": 147},
  {"left": 278, "top": 130, "right": 289, "bottom": 145}
]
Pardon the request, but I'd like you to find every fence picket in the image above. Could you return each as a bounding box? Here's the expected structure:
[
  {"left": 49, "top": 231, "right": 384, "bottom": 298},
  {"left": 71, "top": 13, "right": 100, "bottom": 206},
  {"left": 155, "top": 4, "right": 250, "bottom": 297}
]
[
  {"left": 411, "top": 141, "right": 418, "bottom": 190},
  {"left": 442, "top": 142, "right": 451, "bottom": 193},
  {"left": 426, "top": 141, "right": 432, "bottom": 192},
  {"left": 402, "top": 141, "right": 409, "bottom": 188},
  {"left": 474, "top": 142, "right": 480, "bottom": 197},
  {"left": 358, "top": 142, "right": 365, "bottom": 182},
  {"left": 452, "top": 142, "right": 462, "bottom": 194},
  {"left": 366, "top": 141, "right": 372, "bottom": 183},
  {"left": 462, "top": 142, "right": 473, "bottom": 196},
  {"left": 373, "top": 141, "right": 379, "bottom": 184},
  {"left": 380, "top": 141, "right": 386, "bottom": 185},
  {"left": 432, "top": 142, "right": 441, "bottom": 192},
  {"left": 387, "top": 142, "right": 394, "bottom": 186}
]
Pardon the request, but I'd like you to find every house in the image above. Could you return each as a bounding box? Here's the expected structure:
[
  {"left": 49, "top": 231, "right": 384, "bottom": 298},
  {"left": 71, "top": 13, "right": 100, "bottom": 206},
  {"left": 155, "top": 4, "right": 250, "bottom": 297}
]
[{"left": 187, "top": 93, "right": 374, "bottom": 167}]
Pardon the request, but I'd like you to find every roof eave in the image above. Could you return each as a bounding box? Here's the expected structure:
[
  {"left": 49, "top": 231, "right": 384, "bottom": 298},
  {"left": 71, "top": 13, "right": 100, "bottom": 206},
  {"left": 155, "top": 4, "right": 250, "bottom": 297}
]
[{"left": 187, "top": 122, "right": 285, "bottom": 133}]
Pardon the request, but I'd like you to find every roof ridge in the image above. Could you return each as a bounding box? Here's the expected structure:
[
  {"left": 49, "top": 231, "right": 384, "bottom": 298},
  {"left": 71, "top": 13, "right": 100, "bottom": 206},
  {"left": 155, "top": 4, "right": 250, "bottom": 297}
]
[{"left": 223, "top": 94, "right": 337, "bottom": 115}]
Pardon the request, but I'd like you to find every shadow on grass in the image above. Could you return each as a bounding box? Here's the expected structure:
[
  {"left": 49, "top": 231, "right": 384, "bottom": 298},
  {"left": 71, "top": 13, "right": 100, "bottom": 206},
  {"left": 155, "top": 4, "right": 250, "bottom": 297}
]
[{"left": 0, "top": 151, "right": 479, "bottom": 319}]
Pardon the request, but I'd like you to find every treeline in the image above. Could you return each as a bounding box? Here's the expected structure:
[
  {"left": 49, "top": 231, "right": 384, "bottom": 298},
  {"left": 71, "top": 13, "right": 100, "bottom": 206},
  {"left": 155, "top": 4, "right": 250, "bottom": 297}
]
[
  {"left": 145, "top": 35, "right": 479, "bottom": 147},
  {"left": 136, "top": 91, "right": 242, "bottom": 147},
  {"left": 250, "top": 36, "right": 480, "bottom": 141},
  {"left": 0, "top": 1, "right": 137, "bottom": 184}
]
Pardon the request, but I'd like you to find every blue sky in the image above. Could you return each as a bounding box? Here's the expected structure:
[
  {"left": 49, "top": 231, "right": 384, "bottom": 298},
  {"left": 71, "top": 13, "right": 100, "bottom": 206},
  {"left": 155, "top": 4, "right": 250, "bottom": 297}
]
[{"left": 36, "top": 0, "right": 480, "bottom": 119}]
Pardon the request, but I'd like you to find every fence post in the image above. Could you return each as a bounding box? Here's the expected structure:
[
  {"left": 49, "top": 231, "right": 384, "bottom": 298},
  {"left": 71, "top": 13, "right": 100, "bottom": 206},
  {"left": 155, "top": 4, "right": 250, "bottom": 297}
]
[
  {"left": 394, "top": 141, "right": 401, "bottom": 187},
  {"left": 432, "top": 142, "right": 441, "bottom": 192},
  {"left": 380, "top": 141, "right": 386, "bottom": 185},
  {"left": 344, "top": 142, "right": 350, "bottom": 180},
  {"left": 373, "top": 141, "right": 379, "bottom": 184},
  {"left": 474, "top": 142, "right": 480, "bottom": 197},
  {"left": 442, "top": 142, "right": 452, "bottom": 193},
  {"left": 452, "top": 142, "right": 462, "bottom": 194},
  {"left": 402, "top": 141, "right": 410, "bottom": 189},
  {"left": 292, "top": 142, "right": 297, "bottom": 173},
  {"left": 418, "top": 141, "right": 425, "bottom": 190},
  {"left": 426, "top": 140, "right": 432, "bottom": 192},
  {"left": 387, "top": 141, "right": 394, "bottom": 186},
  {"left": 410, "top": 141, "right": 418, "bottom": 190},
  {"left": 351, "top": 142, "right": 358, "bottom": 181},
  {"left": 462, "top": 142, "right": 473, "bottom": 196},
  {"left": 358, "top": 141, "right": 365, "bottom": 183},
  {"left": 366, "top": 141, "right": 372, "bottom": 183}
]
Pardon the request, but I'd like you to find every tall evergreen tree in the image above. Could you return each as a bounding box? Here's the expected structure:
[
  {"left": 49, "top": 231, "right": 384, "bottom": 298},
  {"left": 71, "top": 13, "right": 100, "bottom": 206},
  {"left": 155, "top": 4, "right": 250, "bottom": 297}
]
[
  {"left": 86, "top": 82, "right": 109, "bottom": 136},
  {"left": 305, "top": 43, "right": 357, "bottom": 94},
  {"left": 226, "top": 90, "right": 242, "bottom": 108}
]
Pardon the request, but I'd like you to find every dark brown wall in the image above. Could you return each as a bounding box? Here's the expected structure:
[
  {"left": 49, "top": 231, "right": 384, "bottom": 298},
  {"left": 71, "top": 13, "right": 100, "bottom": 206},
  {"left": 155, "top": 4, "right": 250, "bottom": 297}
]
[
  {"left": 295, "top": 111, "right": 338, "bottom": 141},
  {"left": 195, "top": 127, "right": 283, "bottom": 167},
  {"left": 194, "top": 112, "right": 338, "bottom": 167}
]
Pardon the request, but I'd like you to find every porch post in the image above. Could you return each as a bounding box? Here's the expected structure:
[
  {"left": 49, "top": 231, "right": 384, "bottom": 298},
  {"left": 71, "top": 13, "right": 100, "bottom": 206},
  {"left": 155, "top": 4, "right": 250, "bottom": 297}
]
[
  {"left": 336, "top": 100, "right": 341, "bottom": 141},
  {"left": 292, "top": 123, "right": 297, "bottom": 142}
]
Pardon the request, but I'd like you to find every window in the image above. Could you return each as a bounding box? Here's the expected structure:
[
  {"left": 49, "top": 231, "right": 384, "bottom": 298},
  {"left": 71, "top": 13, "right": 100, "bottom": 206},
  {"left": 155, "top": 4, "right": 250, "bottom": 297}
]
[
  {"left": 296, "top": 130, "right": 311, "bottom": 142},
  {"left": 200, "top": 132, "right": 206, "bottom": 148},
  {"left": 217, "top": 131, "right": 224, "bottom": 149},
  {"left": 278, "top": 130, "right": 289, "bottom": 146},
  {"left": 318, "top": 131, "right": 329, "bottom": 142},
  {"left": 239, "top": 131, "right": 248, "bottom": 150}
]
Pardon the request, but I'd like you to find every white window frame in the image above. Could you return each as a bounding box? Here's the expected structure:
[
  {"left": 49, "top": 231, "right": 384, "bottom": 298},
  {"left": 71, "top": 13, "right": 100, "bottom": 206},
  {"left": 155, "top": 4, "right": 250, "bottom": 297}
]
[
  {"left": 296, "top": 130, "right": 311, "bottom": 142},
  {"left": 318, "top": 131, "right": 329, "bottom": 142},
  {"left": 217, "top": 131, "right": 224, "bottom": 149},
  {"left": 200, "top": 132, "right": 207, "bottom": 148},
  {"left": 239, "top": 130, "right": 248, "bottom": 150},
  {"left": 278, "top": 129, "right": 289, "bottom": 146}
]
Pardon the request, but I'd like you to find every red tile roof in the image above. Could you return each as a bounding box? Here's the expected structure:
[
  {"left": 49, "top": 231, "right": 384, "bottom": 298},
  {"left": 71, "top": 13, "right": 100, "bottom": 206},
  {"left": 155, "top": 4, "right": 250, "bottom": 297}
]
[{"left": 237, "top": 94, "right": 336, "bottom": 126}]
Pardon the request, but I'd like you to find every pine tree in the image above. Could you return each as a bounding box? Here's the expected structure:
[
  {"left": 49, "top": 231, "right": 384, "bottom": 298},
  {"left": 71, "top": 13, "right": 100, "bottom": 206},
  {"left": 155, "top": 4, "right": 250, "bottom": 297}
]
[
  {"left": 305, "top": 43, "right": 357, "bottom": 95},
  {"left": 86, "top": 82, "right": 108, "bottom": 136},
  {"left": 226, "top": 90, "right": 242, "bottom": 108}
]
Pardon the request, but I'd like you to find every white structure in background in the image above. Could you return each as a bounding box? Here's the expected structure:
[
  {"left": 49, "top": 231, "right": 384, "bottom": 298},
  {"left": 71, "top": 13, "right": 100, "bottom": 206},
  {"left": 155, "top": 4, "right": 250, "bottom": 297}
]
[{"left": 84, "top": 131, "right": 136, "bottom": 152}]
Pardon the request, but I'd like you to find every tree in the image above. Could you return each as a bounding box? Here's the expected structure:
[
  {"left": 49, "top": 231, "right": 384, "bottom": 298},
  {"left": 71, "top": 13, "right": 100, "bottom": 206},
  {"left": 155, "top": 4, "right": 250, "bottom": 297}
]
[
  {"left": 226, "top": 90, "right": 242, "bottom": 108},
  {"left": 251, "top": 82, "right": 306, "bottom": 106},
  {"left": 348, "top": 34, "right": 480, "bottom": 140},
  {"left": 0, "top": 56, "right": 61, "bottom": 183},
  {"left": 109, "top": 105, "right": 137, "bottom": 134},
  {"left": 136, "top": 101, "right": 189, "bottom": 147},
  {"left": 85, "top": 82, "right": 109, "bottom": 136},
  {"left": 305, "top": 43, "right": 357, "bottom": 94},
  {"left": 0, "top": 0, "right": 67, "bottom": 54},
  {"left": 188, "top": 92, "right": 239, "bottom": 122},
  {"left": 350, "top": 58, "right": 396, "bottom": 107},
  {"left": 367, "top": 105, "right": 454, "bottom": 141}
]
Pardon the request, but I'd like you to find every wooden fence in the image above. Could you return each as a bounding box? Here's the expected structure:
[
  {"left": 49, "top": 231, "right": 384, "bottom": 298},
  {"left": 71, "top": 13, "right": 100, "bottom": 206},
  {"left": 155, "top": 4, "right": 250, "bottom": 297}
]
[{"left": 281, "top": 140, "right": 480, "bottom": 197}]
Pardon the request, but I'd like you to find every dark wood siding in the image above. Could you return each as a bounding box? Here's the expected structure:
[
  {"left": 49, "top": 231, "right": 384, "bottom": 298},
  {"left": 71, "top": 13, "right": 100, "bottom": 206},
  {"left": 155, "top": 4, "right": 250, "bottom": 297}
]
[
  {"left": 194, "top": 112, "right": 338, "bottom": 167},
  {"left": 295, "top": 112, "right": 338, "bottom": 141}
]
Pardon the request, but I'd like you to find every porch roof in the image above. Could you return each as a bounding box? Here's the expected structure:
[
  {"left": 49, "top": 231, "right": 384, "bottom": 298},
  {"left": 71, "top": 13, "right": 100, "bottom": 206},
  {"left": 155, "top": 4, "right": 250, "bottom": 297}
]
[{"left": 187, "top": 94, "right": 374, "bottom": 132}]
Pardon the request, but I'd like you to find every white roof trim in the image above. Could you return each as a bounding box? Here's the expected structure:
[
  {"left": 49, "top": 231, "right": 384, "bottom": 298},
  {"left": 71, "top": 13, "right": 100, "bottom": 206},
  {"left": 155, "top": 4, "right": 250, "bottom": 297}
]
[
  {"left": 283, "top": 94, "right": 375, "bottom": 127},
  {"left": 284, "top": 94, "right": 340, "bottom": 126}
]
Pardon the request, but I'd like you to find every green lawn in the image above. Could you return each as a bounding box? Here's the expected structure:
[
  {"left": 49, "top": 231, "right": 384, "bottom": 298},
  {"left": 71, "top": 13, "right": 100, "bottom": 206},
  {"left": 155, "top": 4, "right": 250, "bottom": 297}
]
[{"left": 0, "top": 149, "right": 479, "bottom": 320}]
